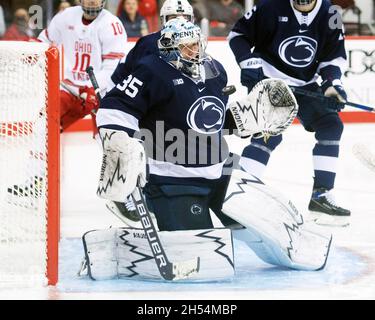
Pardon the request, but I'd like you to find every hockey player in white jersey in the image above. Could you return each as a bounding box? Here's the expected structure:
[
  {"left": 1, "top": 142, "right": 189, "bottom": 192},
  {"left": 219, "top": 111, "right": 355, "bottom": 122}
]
[
  {"left": 38, "top": 0, "right": 127, "bottom": 135},
  {"left": 79, "top": 19, "right": 333, "bottom": 281},
  {"left": 7, "top": 1, "right": 127, "bottom": 205}
]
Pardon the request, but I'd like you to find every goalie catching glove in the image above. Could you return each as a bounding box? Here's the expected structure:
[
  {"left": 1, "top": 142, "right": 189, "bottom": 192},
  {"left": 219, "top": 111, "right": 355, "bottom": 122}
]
[
  {"left": 97, "top": 128, "right": 147, "bottom": 202},
  {"left": 228, "top": 79, "right": 298, "bottom": 138}
]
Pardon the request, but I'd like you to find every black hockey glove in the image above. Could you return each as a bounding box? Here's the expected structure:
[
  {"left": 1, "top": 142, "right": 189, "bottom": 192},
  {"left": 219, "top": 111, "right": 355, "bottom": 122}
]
[
  {"left": 239, "top": 56, "right": 265, "bottom": 92},
  {"left": 321, "top": 80, "right": 347, "bottom": 111}
]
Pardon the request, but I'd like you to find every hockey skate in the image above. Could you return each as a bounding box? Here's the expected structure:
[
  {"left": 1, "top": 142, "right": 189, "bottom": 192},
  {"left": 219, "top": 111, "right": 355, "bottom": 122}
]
[
  {"left": 106, "top": 196, "right": 159, "bottom": 230},
  {"left": 6, "top": 176, "right": 44, "bottom": 210},
  {"left": 106, "top": 198, "right": 142, "bottom": 228},
  {"left": 308, "top": 188, "right": 350, "bottom": 227}
]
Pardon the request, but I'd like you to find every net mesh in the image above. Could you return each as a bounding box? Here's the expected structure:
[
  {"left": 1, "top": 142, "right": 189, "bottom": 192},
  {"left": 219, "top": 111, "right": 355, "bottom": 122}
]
[{"left": 0, "top": 42, "right": 50, "bottom": 286}]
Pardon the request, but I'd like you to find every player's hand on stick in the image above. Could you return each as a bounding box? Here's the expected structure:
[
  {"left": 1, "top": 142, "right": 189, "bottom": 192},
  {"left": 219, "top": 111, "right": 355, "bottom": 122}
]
[
  {"left": 322, "top": 80, "right": 347, "bottom": 110},
  {"left": 79, "top": 86, "right": 99, "bottom": 114},
  {"left": 97, "top": 128, "right": 147, "bottom": 202}
]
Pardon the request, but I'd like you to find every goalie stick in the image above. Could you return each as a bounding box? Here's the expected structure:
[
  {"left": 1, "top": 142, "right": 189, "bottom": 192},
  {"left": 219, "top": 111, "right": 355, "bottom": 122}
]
[
  {"left": 86, "top": 66, "right": 200, "bottom": 280},
  {"left": 353, "top": 143, "right": 375, "bottom": 172}
]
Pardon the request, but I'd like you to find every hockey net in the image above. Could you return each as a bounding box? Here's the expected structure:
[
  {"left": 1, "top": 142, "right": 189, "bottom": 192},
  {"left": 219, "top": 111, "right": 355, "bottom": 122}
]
[{"left": 0, "top": 42, "right": 60, "bottom": 286}]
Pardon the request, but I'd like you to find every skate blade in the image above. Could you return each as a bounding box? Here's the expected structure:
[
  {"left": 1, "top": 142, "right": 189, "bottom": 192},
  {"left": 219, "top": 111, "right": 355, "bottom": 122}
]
[
  {"left": 309, "top": 211, "right": 350, "bottom": 227},
  {"left": 105, "top": 201, "right": 144, "bottom": 229}
]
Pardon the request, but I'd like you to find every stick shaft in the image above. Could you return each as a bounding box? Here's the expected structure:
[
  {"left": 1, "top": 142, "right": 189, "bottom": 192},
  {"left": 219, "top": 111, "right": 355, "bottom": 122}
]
[
  {"left": 86, "top": 66, "right": 101, "bottom": 98},
  {"left": 290, "top": 87, "right": 375, "bottom": 113}
]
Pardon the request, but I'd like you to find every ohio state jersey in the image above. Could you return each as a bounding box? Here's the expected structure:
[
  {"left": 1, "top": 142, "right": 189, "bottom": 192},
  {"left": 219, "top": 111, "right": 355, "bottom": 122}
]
[{"left": 38, "top": 6, "right": 127, "bottom": 91}]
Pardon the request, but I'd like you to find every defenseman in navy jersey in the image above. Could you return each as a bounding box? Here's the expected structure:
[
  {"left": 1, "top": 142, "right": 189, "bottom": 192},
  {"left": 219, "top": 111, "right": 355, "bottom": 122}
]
[
  {"left": 97, "top": 19, "right": 234, "bottom": 231},
  {"left": 228, "top": 0, "right": 350, "bottom": 226},
  {"left": 106, "top": 0, "right": 195, "bottom": 224}
]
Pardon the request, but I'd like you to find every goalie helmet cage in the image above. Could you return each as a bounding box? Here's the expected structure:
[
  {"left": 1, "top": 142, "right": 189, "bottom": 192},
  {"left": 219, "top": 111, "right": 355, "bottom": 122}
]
[{"left": 0, "top": 42, "right": 60, "bottom": 286}]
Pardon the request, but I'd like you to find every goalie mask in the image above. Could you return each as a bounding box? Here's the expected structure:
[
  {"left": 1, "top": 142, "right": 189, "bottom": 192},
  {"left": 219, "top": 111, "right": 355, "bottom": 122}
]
[
  {"left": 80, "top": 0, "right": 106, "bottom": 18},
  {"left": 158, "top": 18, "right": 218, "bottom": 81},
  {"left": 160, "top": 0, "right": 194, "bottom": 25}
]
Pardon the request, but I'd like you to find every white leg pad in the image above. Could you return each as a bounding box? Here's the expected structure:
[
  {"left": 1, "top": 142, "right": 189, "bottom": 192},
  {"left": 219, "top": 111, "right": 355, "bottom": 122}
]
[
  {"left": 224, "top": 169, "right": 332, "bottom": 271},
  {"left": 81, "top": 227, "right": 234, "bottom": 281}
]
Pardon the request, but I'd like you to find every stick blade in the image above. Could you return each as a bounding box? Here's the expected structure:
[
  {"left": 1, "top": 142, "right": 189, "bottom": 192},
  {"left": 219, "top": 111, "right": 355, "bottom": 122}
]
[
  {"left": 353, "top": 143, "right": 375, "bottom": 172},
  {"left": 169, "top": 257, "right": 200, "bottom": 281}
]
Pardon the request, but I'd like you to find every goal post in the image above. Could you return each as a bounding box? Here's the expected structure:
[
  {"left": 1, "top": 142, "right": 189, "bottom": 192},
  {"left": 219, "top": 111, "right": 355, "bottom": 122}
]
[
  {"left": 0, "top": 41, "right": 60, "bottom": 286},
  {"left": 46, "top": 45, "right": 60, "bottom": 286}
]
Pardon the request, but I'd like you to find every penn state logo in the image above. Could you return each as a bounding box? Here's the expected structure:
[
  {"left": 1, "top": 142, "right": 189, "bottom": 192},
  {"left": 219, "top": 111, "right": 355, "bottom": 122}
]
[
  {"left": 191, "top": 204, "right": 203, "bottom": 215},
  {"left": 278, "top": 36, "right": 318, "bottom": 68},
  {"left": 186, "top": 96, "right": 225, "bottom": 134}
]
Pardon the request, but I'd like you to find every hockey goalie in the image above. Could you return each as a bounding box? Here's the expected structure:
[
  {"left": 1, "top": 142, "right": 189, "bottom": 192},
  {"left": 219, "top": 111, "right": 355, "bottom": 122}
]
[{"left": 80, "top": 18, "right": 332, "bottom": 281}]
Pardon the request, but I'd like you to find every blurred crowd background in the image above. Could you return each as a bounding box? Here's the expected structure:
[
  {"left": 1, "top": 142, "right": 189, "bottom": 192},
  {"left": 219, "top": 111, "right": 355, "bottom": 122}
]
[{"left": 1, "top": 0, "right": 375, "bottom": 40}]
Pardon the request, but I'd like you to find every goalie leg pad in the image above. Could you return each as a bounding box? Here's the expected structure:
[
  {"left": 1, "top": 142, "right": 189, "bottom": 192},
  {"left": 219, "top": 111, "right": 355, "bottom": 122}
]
[
  {"left": 81, "top": 227, "right": 234, "bottom": 281},
  {"left": 223, "top": 169, "right": 332, "bottom": 271},
  {"left": 233, "top": 222, "right": 332, "bottom": 270},
  {"left": 144, "top": 184, "right": 214, "bottom": 231},
  {"left": 233, "top": 228, "right": 284, "bottom": 266}
]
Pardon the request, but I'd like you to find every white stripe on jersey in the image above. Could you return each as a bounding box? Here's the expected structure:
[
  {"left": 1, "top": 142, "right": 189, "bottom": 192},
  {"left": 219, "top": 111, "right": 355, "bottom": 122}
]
[
  {"left": 317, "top": 57, "right": 347, "bottom": 74},
  {"left": 96, "top": 108, "right": 139, "bottom": 131},
  {"left": 148, "top": 158, "right": 226, "bottom": 180},
  {"left": 261, "top": 58, "right": 319, "bottom": 86}
]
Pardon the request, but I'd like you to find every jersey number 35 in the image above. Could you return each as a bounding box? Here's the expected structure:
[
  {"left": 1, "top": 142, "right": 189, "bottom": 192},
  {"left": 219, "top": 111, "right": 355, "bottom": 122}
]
[{"left": 116, "top": 75, "right": 143, "bottom": 98}]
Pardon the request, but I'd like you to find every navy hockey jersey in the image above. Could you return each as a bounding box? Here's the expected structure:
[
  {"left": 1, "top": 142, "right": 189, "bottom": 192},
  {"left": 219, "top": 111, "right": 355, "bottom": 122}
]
[
  {"left": 111, "top": 31, "right": 161, "bottom": 85},
  {"left": 228, "top": 0, "right": 347, "bottom": 86},
  {"left": 98, "top": 54, "right": 229, "bottom": 186}
]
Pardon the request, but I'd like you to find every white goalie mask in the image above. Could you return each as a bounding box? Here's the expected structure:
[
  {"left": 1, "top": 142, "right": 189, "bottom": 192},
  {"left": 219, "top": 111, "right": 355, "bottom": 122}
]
[
  {"left": 80, "top": 0, "right": 106, "bottom": 18},
  {"left": 160, "top": 0, "right": 194, "bottom": 25},
  {"left": 158, "top": 18, "right": 217, "bottom": 81}
]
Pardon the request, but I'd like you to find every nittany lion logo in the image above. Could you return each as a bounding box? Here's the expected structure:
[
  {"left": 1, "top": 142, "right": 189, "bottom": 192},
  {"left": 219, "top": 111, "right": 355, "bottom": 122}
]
[
  {"left": 278, "top": 36, "right": 317, "bottom": 68},
  {"left": 186, "top": 96, "right": 225, "bottom": 134}
]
